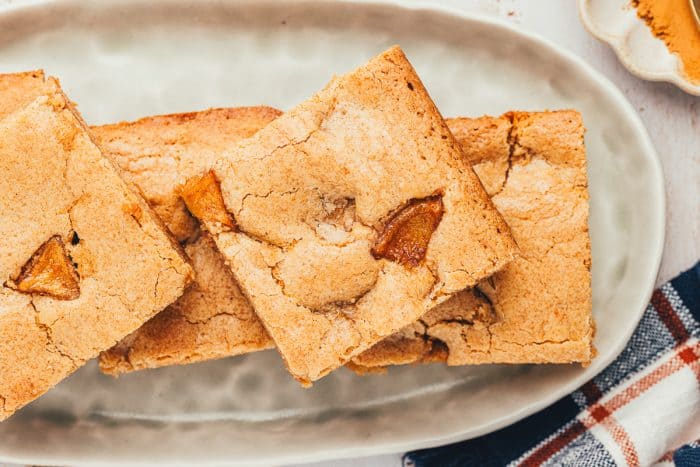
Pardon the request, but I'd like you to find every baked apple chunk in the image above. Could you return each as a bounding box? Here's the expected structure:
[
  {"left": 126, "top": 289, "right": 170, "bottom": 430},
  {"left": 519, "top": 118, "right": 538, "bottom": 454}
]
[
  {"left": 371, "top": 195, "right": 444, "bottom": 267},
  {"left": 14, "top": 235, "right": 80, "bottom": 300}
]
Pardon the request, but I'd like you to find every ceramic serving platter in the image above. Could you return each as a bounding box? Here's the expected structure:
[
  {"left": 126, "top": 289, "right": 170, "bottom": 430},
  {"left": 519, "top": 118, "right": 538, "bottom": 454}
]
[
  {"left": 0, "top": 1, "right": 665, "bottom": 465},
  {"left": 579, "top": 0, "right": 700, "bottom": 96}
]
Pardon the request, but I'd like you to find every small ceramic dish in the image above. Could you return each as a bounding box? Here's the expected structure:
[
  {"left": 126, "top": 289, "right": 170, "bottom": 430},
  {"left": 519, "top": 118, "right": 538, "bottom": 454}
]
[{"left": 579, "top": 0, "right": 700, "bottom": 96}]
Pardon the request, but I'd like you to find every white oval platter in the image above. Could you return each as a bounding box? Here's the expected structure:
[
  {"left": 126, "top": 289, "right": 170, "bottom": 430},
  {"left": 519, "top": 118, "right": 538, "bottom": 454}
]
[{"left": 0, "top": 1, "right": 664, "bottom": 465}]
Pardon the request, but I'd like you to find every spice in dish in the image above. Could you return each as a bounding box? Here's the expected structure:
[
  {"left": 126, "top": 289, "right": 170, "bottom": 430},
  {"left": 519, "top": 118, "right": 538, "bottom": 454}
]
[{"left": 632, "top": 0, "right": 700, "bottom": 84}]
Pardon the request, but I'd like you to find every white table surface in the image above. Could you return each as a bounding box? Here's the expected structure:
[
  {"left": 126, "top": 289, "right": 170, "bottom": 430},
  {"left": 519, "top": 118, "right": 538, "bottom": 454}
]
[
  {"left": 300, "top": 0, "right": 699, "bottom": 466},
  {"left": 0, "top": 1, "right": 696, "bottom": 466}
]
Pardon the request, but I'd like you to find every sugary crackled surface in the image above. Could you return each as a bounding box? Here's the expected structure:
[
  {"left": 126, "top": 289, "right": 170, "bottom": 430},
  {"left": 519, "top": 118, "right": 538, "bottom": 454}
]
[
  {"left": 0, "top": 72, "right": 192, "bottom": 420},
  {"left": 351, "top": 111, "right": 594, "bottom": 372},
  {"left": 92, "top": 108, "right": 280, "bottom": 374},
  {"left": 199, "top": 46, "right": 518, "bottom": 384},
  {"left": 91, "top": 107, "right": 283, "bottom": 243}
]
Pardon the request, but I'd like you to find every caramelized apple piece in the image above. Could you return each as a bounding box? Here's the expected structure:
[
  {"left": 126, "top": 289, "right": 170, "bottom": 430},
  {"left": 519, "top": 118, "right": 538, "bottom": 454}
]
[
  {"left": 181, "top": 171, "right": 235, "bottom": 229},
  {"left": 372, "top": 195, "right": 444, "bottom": 267},
  {"left": 15, "top": 235, "right": 80, "bottom": 300}
]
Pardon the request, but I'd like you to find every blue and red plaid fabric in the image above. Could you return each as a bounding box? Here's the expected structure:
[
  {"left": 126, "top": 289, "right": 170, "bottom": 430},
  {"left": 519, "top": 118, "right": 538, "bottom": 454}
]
[{"left": 405, "top": 262, "right": 700, "bottom": 467}]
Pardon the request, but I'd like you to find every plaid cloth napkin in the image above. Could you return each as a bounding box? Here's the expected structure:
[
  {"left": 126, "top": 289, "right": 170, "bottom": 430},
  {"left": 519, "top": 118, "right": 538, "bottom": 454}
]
[{"left": 405, "top": 261, "right": 700, "bottom": 467}]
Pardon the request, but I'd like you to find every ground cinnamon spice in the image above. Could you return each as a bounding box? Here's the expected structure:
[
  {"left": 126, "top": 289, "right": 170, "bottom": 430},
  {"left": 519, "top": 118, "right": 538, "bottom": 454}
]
[{"left": 633, "top": 0, "right": 700, "bottom": 83}]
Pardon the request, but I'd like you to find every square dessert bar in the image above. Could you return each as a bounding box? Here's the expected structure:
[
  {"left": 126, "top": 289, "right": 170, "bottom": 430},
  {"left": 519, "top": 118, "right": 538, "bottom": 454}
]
[
  {"left": 94, "top": 108, "right": 279, "bottom": 374},
  {"left": 0, "top": 72, "right": 192, "bottom": 420},
  {"left": 351, "top": 111, "right": 594, "bottom": 371},
  {"left": 183, "top": 46, "right": 518, "bottom": 385}
]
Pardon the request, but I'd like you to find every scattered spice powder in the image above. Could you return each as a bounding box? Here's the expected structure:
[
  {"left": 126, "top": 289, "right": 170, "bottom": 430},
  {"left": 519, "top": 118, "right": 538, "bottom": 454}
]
[{"left": 632, "top": 0, "right": 700, "bottom": 83}]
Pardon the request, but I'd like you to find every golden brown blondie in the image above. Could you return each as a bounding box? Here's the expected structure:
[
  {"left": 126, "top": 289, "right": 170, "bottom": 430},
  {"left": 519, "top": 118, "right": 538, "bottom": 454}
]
[
  {"left": 93, "top": 108, "right": 280, "bottom": 375},
  {"left": 182, "top": 46, "right": 518, "bottom": 385},
  {"left": 0, "top": 72, "right": 192, "bottom": 420},
  {"left": 352, "top": 111, "right": 594, "bottom": 371}
]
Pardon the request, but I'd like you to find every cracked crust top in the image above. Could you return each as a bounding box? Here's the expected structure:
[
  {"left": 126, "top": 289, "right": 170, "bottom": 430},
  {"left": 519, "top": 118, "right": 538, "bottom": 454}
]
[
  {"left": 195, "top": 46, "right": 518, "bottom": 384},
  {"left": 92, "top": 108, "right": 280, "bottom": 375},
  {"left": 92, "top": 107, "right": 283, "bottom": 243},
  {"left": 351, "top": 110, "right": 594, "bottom": 371},
  {"left": 0, "top": 72, "right": 193, "bottom": 420}
]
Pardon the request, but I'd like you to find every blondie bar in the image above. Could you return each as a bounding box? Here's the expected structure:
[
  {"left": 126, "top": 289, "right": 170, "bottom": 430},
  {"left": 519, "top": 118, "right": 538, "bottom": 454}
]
[
  {"left": 0, "top": 72, "right": 192, "bottom": 420},
  {"left": 94, "top": 108, "right": 279, "bottom": 374},
  {"left": 351, "top": 111, "right": 594, "bottom": 371},
  {"left": 182, "top": 46, "right": 518, "bottom": 384}
]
